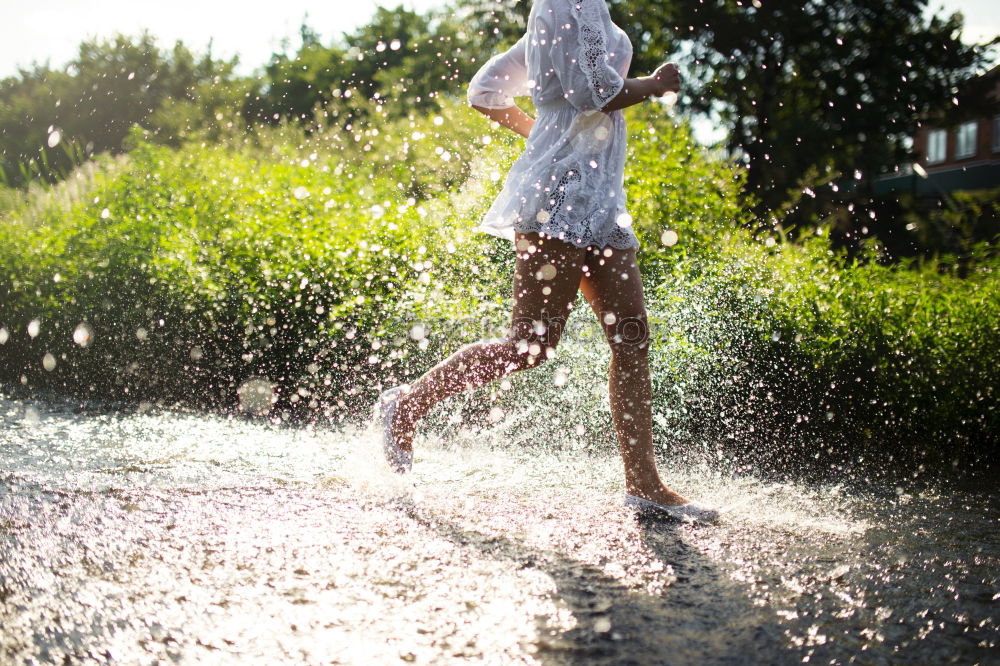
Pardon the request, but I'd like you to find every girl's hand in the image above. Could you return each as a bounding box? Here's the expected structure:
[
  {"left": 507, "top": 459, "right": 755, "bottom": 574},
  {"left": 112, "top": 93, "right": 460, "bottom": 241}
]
[{"left": 648, "top": 62, "right": 681, "bottom": 97}]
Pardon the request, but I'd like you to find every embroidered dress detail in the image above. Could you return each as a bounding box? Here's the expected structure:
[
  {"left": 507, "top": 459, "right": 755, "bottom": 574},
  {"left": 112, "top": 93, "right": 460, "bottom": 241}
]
[
  {"left": 467, "top": 0, "right": 637, "bottom": 250},
  {"left": 573, "top": 0, "right": 624, "bottom": 110}
]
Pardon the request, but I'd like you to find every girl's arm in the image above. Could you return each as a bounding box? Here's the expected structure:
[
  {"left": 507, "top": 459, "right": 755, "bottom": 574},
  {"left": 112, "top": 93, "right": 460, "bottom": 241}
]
[
  {"left": 471, "top": 105, "right": 535, "bottom": 139},
  {"left": 601, "top": 64, "right": 681, "bottom": 112},
  {"left": 468, "top": 37, "right": 532, "bottom": 137}
]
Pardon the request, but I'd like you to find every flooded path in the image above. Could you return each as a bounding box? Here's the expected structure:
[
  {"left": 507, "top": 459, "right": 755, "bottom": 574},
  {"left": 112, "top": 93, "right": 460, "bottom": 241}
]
[{"left": 1, "top": 392, "right": 997, "bottom": 664}]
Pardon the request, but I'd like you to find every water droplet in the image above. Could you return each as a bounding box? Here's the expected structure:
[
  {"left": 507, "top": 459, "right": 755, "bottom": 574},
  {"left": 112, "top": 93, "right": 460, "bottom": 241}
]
[
  {"left": 554, "top": 366, "right": 570, "bottom": 387},
  {"left": 189, "top": 346, "right": 204, "bottom": 361},
  {"left": 660, "top": 229, "right": 679, "bottom": 246},
  {"left": 135, "top": 327, "right": 148, "bottom": 341},
  {"left": 409, "top": 323, "right": 426, "bottom": 341},
  {"left": 0, "top": 328, "right": 8, "bottom": 344},
  {"left": 293, "top": 186, "right": 310, "bottom": 200},
  {"left": 615, "top": 213, "right": 633, "bottom": 228},
  {"left": 371, "top": 204, "right": 385, "bottom": 219},
  {"left": 27, "top": 319, "right": 40, "bottom": 338},
  {"left": 237, "top": 377, "right": 276, "bottom": 415},
  {"left": 100, "top": 208, "right": 111, "bottom": 219},
  {"left": 42, "top": 353, "right": 56, "bottom": 371},
  {"left": 488, "top": 406, "right": 505, "bottom": 422},
  {"left": 389, "top": 39, "right": 402, "bottom": 51},
  {"left": 603, "top": 313, "right": 617, "bottom": 326},
  {"left": 47, "top": 129, "right": 61, "bottom": 148},
  {"left": 536, "top": 264, "right": 557, "bottom": 281},
  {"left": 72, "top": 323, "right": 93, "bottom": 347}
]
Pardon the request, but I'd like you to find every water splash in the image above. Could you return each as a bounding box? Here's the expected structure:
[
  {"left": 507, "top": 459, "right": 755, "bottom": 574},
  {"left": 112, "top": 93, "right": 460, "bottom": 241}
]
[{"left": 0, "top": 393, "right": 995, "bottom": 664}]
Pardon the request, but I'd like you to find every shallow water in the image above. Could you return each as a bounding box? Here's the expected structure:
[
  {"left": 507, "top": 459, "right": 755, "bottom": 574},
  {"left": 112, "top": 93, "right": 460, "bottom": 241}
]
[{"left": 1, "top": 392, "right": 997, "bottom": 665}]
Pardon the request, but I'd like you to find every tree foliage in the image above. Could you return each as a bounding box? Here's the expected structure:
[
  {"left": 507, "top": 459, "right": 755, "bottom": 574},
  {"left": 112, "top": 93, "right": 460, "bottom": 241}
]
[
  {"left": 248, "top": 8, "right": 478, "bottom": 124},
  {"left": 670, "top": 0, "right": 988, "bottom": 219},
  {"left": 0, "top": 33, "right": 239, "bottom": 186}
]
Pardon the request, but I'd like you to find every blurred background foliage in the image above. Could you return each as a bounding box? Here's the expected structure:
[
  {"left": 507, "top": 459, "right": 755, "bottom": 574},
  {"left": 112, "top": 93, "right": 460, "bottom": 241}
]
[
  {"left": 0, "top": 1, "right": 998, "bottom": 474},
  {"left": 1, "top": 0, "right": 994, "bottom": 256}
]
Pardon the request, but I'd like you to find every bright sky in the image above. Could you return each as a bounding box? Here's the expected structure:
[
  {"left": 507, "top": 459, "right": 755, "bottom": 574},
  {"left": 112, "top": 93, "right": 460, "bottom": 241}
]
[{"left": 1, "top": 0, "right": 996, "bottom": 79}]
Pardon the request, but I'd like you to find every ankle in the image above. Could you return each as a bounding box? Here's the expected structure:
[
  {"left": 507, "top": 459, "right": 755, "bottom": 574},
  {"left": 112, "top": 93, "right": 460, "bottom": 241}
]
[
  {"left": 625, "top": 475, "right": 662, "bottom": 497},
  {"left": 626, "top": 479, "right": 688, "bottom": 503},
  {"left": 395, "top": 391, "right": 419, "bottom": 425}
]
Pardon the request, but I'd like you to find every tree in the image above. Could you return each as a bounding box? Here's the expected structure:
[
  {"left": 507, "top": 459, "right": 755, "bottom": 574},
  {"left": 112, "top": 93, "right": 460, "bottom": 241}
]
[
  {"left": 0, "top": 33, "right": 239, "bottom": 186},
  {"left": 250, "top": 7, "right": 480, "bottom": 125},
  {"left": 669, "top": 0, "right": 988, "bottom": 222}
]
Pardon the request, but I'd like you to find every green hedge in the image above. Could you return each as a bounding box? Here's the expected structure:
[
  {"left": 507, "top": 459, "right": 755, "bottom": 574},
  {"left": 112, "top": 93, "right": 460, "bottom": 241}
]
[{"left": 1, "top": 101, "right": 997, "bottom": 471}]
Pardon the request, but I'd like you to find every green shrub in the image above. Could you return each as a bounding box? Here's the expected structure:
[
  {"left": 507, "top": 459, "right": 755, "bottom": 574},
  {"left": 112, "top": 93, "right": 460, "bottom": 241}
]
[
  {"left": 635, "top": 235, "right": 1000, "bottom": 473},
  {"left": 0, "top": 99, "right": 516, "bottom": 415},
  {"left": 1, "top": 99, "right": 997, "bottom": 473}
]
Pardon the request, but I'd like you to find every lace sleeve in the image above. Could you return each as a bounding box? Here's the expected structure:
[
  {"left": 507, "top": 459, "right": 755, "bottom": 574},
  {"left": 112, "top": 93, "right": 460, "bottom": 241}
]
[
  {"left": 548, "top": 0, "right": 625, "bottom": 111},
  {"left": 468, "top": 36, "right": 530, "bottom": 109}
]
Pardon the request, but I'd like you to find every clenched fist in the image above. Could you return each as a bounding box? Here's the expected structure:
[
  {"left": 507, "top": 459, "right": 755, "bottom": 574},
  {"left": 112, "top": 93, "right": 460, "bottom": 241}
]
[{"left": 648, "top": 62, "right": 681, "bottom": 97}]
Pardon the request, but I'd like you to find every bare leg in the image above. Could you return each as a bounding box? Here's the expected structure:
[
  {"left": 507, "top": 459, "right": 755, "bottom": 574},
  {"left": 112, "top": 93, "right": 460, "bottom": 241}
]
[
  {"left": 391, "top": 232, "right": 586, "bottom": 452},
  {"left": 579, "top": 246, "right": 690, "bottom": 506}
]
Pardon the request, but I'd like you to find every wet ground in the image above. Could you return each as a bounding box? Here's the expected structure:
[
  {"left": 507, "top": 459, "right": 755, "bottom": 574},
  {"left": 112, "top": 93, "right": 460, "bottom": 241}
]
[{"left": 1, "top": 392, "right": 998, "bottom": 665}]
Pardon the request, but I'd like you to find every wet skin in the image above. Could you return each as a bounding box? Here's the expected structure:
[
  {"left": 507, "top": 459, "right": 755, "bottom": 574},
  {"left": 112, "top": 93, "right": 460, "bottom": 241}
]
[{"left": 392, "top": 231, "right": 690, "bottom": 507}]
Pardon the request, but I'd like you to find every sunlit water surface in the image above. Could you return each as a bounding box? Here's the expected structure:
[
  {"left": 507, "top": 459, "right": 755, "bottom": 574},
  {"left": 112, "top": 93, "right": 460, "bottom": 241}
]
[{"left": 1, "top": 393, "right": 997, "bottom": 665}]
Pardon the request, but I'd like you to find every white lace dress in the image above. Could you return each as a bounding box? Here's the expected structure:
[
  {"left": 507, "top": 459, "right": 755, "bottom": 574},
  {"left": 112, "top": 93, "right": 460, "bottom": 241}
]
[{"left": 467, "top": 0, "right": 638, "bottom": 250}]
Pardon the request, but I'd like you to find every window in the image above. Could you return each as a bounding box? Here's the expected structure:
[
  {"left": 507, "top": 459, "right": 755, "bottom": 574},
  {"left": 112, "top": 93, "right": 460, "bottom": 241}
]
[
  {"left": 926, "top": 128, "right": 946, "bottom": 164},
  {"left": 993, "top": 115, "right": 1000, "bottom": 153},
  {"left": 955, "top": 121, "right": 977, "bottom": 159}
]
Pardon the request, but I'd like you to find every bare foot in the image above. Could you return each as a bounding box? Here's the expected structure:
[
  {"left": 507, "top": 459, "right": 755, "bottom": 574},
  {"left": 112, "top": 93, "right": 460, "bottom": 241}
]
[{"left": 626, "top": 482, "right": 690, "bottom": 507}]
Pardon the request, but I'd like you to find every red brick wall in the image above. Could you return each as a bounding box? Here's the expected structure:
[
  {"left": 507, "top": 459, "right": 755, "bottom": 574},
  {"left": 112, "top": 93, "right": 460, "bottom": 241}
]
[{"left": 914, "top": 70, "right": 1000, "bottom": 171}]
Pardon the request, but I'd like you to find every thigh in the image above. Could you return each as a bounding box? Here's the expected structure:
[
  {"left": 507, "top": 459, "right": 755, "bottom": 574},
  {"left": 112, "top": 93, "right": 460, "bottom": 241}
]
[
  {"left": 579, "top": 245, "right": 650, "bottom": 347},
  {"left": 508, "top": 232, "right": 587, "bottom": 349}
]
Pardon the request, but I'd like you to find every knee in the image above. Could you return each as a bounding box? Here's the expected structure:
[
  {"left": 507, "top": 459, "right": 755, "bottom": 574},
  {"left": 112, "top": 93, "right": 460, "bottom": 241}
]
[{"left": 603, "top": 312, "right": 651, "bottom": 358}]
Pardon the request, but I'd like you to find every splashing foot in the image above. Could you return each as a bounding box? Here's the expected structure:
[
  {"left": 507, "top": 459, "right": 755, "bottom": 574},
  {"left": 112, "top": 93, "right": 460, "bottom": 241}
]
[
  {"left": 626, "top": 483, "right": 689, "bottom": 507},
  {"left": 375, "top": 386, "right": 413, "bottom": 473},
  {"left": 625, "top": 483, "right": 719, "bottom": 523}
]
